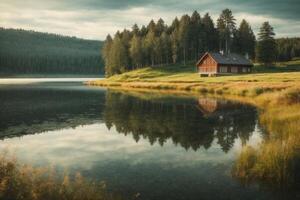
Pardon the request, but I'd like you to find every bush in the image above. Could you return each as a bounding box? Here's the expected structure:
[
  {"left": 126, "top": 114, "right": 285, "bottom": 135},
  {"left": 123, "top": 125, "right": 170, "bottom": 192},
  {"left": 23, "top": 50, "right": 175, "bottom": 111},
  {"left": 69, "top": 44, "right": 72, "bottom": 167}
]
[
  {"left": 216, "top": 89, "right": 223, "bottom": 95},
  {"left": 253, "top": 87, "right": 264, "bottom": 95},
  {"left": 284, "top": 88, "right": 300, "bottom": 104},
  {"left": 197, "top": 87, "right": 208, "bottom": 94}
]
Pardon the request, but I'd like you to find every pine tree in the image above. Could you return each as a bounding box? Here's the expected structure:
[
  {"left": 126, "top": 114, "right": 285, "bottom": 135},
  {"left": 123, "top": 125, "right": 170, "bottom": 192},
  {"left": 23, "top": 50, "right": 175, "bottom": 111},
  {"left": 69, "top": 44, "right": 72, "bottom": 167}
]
[
  {"left": 190, "top": 11, "right": 202, "bottom": 60},
  {"left": 235, "top": 19, "right": 256, "bottom": 58},
  {"left": 154, "top": 36, "right": 163, "bottom": 65},
  {"left": 119, "top": 29, "right": 132, "bottom": 71},
  {"left": 156, "top": 18, "right": 166, "bottom": 36},
  {"left": 217, "top": 9, "right": 236, "bottom": 54},
  {"left": 145, "top": 30, "right": 156, "bottom": 66},
  {"left": 161, "top": 31, "right": 172, "bottom": 64},
  {"left": 178, "top": 14, "right": 191, "bottom": 65},
  {"left": 147, "top": 20, "right": 156, "bottom": 33},
  {"left": 202, "top": 13, "right": 218, "bottom": 52},
  {"left": 132, "top": 24, "right": 140, "bottom": 36},
  {"left": 170, "top": 18, "right": 180, "bottom": 64},
  {"left": 109, "top": 34, "right": 129, "bottom": 74},
  {"left": 102, "top": 34, "right": 113, "bottom": 77},
  {"left": 256, "top": 22, "right": 277, "bottom": 65},
  {"left": 130, "top": 35, "right": 143, "bottom": 69},
  {"left": 140, "top": 25, "right": 148, "bottom": 37}
]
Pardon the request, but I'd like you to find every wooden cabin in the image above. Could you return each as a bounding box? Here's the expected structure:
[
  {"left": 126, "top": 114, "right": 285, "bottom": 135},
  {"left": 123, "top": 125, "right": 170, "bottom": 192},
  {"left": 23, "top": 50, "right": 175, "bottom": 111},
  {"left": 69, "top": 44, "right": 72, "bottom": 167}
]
[{"left": 196, "top": 52, "right": 253, "bottom": 76}]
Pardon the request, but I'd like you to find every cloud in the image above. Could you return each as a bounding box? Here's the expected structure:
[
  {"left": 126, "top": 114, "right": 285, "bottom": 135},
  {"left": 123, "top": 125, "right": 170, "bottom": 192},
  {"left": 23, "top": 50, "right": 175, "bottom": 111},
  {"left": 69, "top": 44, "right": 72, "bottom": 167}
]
[{"left": 0, "top": 0, "right": 299, "bottom": 40}]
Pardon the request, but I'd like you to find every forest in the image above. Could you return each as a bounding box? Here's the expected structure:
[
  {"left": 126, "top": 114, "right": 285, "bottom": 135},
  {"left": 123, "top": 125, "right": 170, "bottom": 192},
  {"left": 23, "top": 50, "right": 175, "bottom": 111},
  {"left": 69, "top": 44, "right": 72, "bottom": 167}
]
[
  {"left": 0, "top": 28, "right": 104, "bottom": 75},
  {"left": 102, "top": 9, "right": 300, "bottom": 76}
]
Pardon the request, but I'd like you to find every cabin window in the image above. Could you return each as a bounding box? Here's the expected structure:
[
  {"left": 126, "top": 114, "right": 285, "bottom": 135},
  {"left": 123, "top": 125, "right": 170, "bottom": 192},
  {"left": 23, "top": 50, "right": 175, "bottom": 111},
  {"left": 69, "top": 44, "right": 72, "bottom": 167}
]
[
  {"left": 219, "top": 66, "right": 228, "bottom": 73},
  {"left": 231, "top": 67, "right": 238, "bottom": 73},
  {"left": 242, "top": 67, "right": 248, "bottom": 73}
]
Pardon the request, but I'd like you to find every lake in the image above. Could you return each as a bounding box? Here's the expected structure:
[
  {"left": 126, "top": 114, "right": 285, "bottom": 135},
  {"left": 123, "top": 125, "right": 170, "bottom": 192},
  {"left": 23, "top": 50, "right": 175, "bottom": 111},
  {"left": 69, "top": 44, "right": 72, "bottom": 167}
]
[{"left": 0, "top": 80, "right": 298, "bottom": 200}]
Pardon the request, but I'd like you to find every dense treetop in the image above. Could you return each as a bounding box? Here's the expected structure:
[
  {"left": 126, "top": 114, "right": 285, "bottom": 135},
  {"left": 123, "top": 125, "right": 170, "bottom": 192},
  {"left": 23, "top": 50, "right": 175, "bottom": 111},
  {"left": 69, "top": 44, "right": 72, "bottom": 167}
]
[{"left": 0, "top": 28, "right": 104, "bottom": 75}]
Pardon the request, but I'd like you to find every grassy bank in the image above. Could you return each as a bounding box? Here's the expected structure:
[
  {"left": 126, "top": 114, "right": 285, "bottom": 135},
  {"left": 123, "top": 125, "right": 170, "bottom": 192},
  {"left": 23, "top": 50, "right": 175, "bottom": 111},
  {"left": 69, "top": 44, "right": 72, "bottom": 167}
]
[{"left": 88, "top": 60, "right": 300, "bottom": 98}]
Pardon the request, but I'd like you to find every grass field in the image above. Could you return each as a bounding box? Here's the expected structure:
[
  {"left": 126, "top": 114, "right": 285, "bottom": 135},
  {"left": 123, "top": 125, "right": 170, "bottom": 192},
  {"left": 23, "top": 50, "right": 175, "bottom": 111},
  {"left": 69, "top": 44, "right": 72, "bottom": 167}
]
[{"left": 88, "top": 60, "right": 300, "bottom": 98}]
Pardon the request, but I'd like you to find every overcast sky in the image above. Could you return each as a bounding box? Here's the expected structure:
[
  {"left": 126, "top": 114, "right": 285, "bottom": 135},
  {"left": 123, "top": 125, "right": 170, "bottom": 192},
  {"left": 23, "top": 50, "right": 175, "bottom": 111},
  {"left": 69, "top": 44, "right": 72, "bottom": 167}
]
[{"left": 0, "top": 0, "right": 299, "bottom": 40}]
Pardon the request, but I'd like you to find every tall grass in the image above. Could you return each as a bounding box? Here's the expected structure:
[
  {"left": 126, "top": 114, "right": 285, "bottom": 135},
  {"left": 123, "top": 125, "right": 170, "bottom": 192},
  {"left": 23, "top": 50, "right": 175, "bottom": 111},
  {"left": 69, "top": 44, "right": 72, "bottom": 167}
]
[
  {"left": 0, "top": 152, "right": 120, "bottom": 200},
  {"left": 232, "top": 87, "right": 300, "bottom": 187}
]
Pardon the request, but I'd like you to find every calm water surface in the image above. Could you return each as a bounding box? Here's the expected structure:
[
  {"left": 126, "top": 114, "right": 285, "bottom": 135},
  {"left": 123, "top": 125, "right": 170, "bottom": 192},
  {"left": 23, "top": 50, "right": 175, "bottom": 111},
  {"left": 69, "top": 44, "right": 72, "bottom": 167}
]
[{"left": 0, "top": 80, "right": 296, "bottom": 200}]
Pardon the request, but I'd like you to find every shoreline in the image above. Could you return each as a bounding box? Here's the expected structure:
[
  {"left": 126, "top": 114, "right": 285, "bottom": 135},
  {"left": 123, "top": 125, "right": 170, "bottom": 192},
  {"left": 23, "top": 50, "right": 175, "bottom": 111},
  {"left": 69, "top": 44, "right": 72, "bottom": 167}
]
[
  {"left": 87, "top": 78, "right": 300, "bottom": 186},
  {"left": 86, "top": 72, "right": 300, "bottom": 103}
]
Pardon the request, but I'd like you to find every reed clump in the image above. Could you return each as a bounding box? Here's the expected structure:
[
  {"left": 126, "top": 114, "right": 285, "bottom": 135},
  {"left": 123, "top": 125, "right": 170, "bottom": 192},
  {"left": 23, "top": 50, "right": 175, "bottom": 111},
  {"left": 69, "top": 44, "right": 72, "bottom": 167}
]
[{"left": 0, "top": 152, "right": 119, "bottom": 200}]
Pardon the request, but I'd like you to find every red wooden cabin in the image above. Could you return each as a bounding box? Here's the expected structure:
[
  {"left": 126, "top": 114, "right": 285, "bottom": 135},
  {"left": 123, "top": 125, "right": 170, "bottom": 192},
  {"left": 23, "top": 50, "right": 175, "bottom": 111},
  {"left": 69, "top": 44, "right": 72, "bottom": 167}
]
[{"left": 196, "top": 52, "right": 253, "bottom": 76}]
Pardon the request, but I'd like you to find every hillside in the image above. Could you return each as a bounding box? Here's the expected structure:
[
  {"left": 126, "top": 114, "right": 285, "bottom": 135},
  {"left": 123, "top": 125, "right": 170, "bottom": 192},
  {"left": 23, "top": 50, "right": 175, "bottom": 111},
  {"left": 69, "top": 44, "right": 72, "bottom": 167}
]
[{"left": 0, "top": 28, "right": 104, "bottom": 75}]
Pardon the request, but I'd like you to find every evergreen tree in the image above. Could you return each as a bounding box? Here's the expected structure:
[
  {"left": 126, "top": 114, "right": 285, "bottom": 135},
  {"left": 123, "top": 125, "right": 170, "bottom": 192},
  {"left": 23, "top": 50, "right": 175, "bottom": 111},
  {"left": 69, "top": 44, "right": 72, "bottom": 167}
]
[
  {"left": 140, "top": 25, "right": 148, "bottom": 37},
  {"left": 156, "top": 18, "right": 166, "bottom": 36},
  {"left": 190, "top": 11, "right": 202, "bottom": 60},
  {"left": 170, "top": 18, "right": 180, "bottom": 64},
  {"left": 235, "top": 19, "right": 256, "bottom": 59},
  {"left": 154, "top": 36, "right": 163, "bottom": 65},
  {"left": 217, "top": 9, "right": 236, "bottom": 53},
  {"left": 256, "top": 22, "right": 277, "bottom": 65},
  {"left": 147, "top": 20, "right": 156, "bottom": 33},
  {"left": 178, "top": 14, "right": 191, "bottom": 65},
  {"left": 145, "top": 30, "right": 156, "bottom": 66},
  {"left": 119, "top": 29, "right": 132, "bottom": 71},
  {"left": 102, "top": 34, "right": 113, "bottom": 76},
  {"left": 161, "top": 31, "right": 172, "bottom": 64},
  {"left": 202, "top": 13, "right": 218, "bottom": 52},
  {"left": 132, "top": 24, "right": 140, "bottom": 36},
  {"left": 130, "top": 35, "right": 143, "bottom": 69},
  {"left": 109, "top": 34, "right": 129, "bottom": 74}
]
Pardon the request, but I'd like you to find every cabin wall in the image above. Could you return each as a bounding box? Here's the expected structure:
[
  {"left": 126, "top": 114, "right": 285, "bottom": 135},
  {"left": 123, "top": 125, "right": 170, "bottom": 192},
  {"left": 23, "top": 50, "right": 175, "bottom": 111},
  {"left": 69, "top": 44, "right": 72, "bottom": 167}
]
[
  {"left": 197, "top": 54, "right": 252, "bottom": 75},
  {"left": 217, "top": 65, "right": 252, "bottom": 74},
  {"left": 198, "top": 55, "right": 217, "bottom": 74}
]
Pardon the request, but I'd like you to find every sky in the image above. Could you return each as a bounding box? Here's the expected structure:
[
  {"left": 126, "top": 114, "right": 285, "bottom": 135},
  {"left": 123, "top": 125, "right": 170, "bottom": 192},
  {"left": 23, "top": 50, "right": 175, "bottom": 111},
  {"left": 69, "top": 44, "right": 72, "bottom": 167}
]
[{"left": 0, "top": 0, "right": 299, "bottom": 40}]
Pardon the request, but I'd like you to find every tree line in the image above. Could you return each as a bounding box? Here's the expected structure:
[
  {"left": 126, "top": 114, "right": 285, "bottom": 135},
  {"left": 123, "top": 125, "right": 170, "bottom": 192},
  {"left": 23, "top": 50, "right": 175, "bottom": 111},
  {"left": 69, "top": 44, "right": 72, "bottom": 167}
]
[
  {"left": 103, "top": 9, "right": 300, "bottom": 76},
  {"left": 276, "top": 38, "right": 300, "bottom": 61},
  {"left": 102, "top": 9, "right": 256, "bottom": 76},
  {"left": 0, "top": 28, "right": 104, "bottom": 75}
]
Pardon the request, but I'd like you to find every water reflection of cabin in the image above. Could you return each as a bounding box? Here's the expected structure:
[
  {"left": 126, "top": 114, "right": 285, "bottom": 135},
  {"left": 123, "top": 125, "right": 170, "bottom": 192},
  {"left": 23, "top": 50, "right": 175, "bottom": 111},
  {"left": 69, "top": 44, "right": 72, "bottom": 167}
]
[
  {"left": 197, "top": 98, "right": 229, "bottom": 116},
  {"left": 196, "top": 52, "right": 253, "bottom": 76}
]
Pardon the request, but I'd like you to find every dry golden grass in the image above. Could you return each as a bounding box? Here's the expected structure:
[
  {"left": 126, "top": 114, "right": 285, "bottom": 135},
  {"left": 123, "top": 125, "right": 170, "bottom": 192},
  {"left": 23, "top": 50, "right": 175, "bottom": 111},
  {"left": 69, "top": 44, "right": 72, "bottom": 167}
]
[
  {"left": 0, "top": 151, "right": 120, "bottom": 200},
  {"left": 232, "top": 87, "right": 300, "bottom": 187}
]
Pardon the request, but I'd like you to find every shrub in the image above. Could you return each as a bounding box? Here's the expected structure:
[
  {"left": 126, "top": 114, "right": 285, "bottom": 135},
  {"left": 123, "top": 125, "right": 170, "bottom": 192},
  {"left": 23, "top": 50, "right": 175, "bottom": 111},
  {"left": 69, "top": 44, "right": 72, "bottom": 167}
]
[
  {"left": 197, "top": 87, "right": 208, "bottom": 94},
  {"left": 253, "top": 87, "right": 264, "bottom": 95},
  {"left": 284, "top": 88, "right": 300, "bottom": 104},
  {"left": 238, "top": 89, "right": 248, "bottom": 96},
  {"left": 216, "top": 89, "right": 223, "bottom": 95}
]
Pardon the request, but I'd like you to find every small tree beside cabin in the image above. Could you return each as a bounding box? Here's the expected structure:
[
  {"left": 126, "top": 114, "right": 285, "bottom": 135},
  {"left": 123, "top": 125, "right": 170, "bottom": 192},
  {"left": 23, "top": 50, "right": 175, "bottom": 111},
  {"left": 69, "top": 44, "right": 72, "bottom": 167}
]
[{"left": 196, "top": 52, "right": 253, "bottom": 76}]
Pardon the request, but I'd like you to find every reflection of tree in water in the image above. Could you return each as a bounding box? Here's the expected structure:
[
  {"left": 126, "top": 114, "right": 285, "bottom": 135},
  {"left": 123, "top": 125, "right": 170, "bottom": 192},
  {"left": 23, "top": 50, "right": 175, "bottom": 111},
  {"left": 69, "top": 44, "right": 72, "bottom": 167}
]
[
  {"left": 0, "top": 85, "right": 106, "bottom": 138},
  {"left": 104, "top": 91, "right": 258, "bottom": 152}
]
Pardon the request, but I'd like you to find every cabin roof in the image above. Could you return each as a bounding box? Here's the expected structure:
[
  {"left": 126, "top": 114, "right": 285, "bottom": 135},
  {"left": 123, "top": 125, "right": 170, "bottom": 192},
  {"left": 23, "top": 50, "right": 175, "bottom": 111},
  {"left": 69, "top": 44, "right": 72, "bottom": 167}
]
[{"left": 197, "top": 52, "right": 253, "bottom": 66}]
